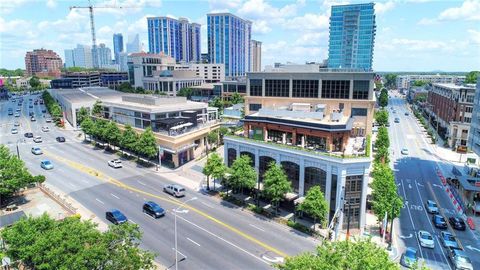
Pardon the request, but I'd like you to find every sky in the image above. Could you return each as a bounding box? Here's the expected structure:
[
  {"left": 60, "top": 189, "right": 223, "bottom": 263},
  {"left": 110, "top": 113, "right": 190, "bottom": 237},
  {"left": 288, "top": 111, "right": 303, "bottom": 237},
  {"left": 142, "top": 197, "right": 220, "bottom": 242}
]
[{"left": 0, "top": 0, "right": 479, "bottom": 72}]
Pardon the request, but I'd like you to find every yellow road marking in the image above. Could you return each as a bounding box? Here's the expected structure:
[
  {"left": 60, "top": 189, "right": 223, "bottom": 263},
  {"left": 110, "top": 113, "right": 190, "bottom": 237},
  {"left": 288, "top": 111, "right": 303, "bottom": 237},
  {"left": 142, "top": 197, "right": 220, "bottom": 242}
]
[
  {"left": 427, "top": 182, "right": 463, "bottom": 250},
  {"left": 43, "top": 150, "right": 289, "bottom": 258}
]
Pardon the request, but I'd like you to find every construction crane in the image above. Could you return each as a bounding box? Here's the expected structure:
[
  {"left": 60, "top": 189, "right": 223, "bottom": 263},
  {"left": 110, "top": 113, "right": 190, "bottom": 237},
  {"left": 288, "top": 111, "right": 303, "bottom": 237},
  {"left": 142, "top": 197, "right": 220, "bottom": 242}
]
[{"left": 69, "top": 0, "right": 136, "bottom": 68}]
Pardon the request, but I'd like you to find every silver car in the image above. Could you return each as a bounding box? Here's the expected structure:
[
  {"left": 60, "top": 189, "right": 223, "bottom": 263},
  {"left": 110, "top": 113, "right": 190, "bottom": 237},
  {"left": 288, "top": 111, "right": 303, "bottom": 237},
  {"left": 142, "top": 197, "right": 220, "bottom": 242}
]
[
  {"left": 448, "top": 249, "right": 473, "bottom": 270},
  {"left": 417, "top": 230, "right": 434, "bottom": 249},
  {"left": 426, "top": 200, "right": 439, "bottom": 214},
  {"left": 163, "top": 184, "right": 186, "bottom": 197}
]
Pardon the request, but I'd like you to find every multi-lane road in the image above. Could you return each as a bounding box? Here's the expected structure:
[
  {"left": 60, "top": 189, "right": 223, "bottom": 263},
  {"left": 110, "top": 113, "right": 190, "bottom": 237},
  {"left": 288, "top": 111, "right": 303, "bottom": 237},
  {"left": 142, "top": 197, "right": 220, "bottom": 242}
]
[
  {"left": 0, "top": 93, "right": 319, "bottom": 269},
  {"left": 389, "top": 92, "right": 480, "bottom": 269}
]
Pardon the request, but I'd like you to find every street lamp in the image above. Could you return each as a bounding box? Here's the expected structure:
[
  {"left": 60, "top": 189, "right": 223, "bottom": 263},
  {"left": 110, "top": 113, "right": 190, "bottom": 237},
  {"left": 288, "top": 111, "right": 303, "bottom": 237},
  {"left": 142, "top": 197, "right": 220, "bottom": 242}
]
[
  {"left": 16, "top": 138, "right": 25, "bottom": 159},
  {"left": 173, "top": 197, "right": 197, "bottom": 270}
]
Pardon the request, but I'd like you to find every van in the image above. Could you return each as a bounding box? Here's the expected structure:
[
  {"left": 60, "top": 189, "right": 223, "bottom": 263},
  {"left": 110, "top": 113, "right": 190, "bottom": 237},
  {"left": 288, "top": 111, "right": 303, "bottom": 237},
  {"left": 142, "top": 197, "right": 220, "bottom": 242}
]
[{"left": 163, "top": 184, "right": 186, "bottom": 197}]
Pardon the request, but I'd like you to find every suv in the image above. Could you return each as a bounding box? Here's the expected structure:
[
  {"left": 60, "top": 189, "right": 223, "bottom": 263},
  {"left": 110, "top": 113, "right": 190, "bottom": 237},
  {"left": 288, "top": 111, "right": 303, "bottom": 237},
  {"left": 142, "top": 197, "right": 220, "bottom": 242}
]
[
  {"left": 106, "top": 209, "right": 128, "bottom": 225},
  {"left": 448, "top": 248, "right": 473, "bottom": 270},
  {"left": 163, "top": 184, "right": 186, "bottom": 197},
  {"left": 440, "top": 231, "right": 460, "bottom": 250},
  {"left": 31, "top": 147, "right": 43, "bottom": 155},
  {"left": 143, "top": 201, "right": 165, "bottom": 218},
  {"left": 108, "top": 159, "right": 122, "bottom": 168},
  {"left": 33, "top": 136, "right": 42, "bottom": 143},
  {"left": 425, "top": 200, "right": 439, "bottom": 214},
  {"left": 432, "top": 214, "right": 448, "bottom": 229}
]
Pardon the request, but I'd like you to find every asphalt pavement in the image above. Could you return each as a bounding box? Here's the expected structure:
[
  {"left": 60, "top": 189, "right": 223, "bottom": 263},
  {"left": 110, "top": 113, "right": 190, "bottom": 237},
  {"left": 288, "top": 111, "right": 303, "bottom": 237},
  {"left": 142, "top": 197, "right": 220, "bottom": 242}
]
[
  {"left": 388, "top": 93, "right": 480, "bottom": 269},
  {"left": 0, "top": 93, "right": 319, "bottom": 270}
]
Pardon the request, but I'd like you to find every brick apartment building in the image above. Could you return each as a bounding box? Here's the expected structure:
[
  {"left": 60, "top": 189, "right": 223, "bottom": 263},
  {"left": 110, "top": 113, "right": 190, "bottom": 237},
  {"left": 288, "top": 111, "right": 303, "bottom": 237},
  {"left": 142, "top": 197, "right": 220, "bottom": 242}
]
[
  {"left": 25, "top": 49, "right": 63, "bottom": 78},
  {"left": 425, "top": 83, "right": 476, "bottom": 148}
]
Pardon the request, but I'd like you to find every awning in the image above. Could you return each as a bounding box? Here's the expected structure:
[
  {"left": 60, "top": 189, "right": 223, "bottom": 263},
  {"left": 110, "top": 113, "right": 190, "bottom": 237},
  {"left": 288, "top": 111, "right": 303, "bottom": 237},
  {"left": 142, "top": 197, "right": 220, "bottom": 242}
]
[
  {"left": 170, "top": 122, "right": 193, "bottom": 130},
  {"left": 284, "top": 192, "right": 299, "bottom": 201}
]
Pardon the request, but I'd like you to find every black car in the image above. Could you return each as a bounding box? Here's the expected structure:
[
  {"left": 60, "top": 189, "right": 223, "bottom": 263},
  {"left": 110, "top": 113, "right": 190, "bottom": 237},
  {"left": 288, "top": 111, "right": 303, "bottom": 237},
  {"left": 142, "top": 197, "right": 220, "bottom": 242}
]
[
  {"left": 433, "top": 214, "right": 448, "bottom": 229},
  {"left": 449, "top": 217, "right": 466, "bottom": 231},
  {"left": 56, "top": 136, "right": 66, "bottom": 142},
  {"left": 106, "top": 209, "right": 128, "bottom": 225},
  {"left": 143, "top": 201, "right": 165, "bottom": 218},
  {"left": 24, "top": 132, "right": 33, "bottom": 138},
  {"left": 42, "top": 109, "right": 46, "bottom": 113}
]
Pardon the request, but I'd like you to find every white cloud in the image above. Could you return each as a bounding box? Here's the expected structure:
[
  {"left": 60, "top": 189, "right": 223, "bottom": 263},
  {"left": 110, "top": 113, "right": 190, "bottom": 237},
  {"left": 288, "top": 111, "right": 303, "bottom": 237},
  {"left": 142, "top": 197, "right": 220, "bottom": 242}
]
[
  {"left": 37, "top": 9, "right": 89, "bottom": 34},
  {"left": 208, "top": 0, "right": 243, "bottom": 11},
  {"left": 468, "top": 29, "right": 480, "bottom": 45},
  {"left": 0, "top": 0, "right": 29, "bottom": 14},
  {"left": 263, "top": 40, "right": 326, "bottom": 66},
  {"left": 252, "top": 20, "right": 271, "bottom": 34},
  {"left": 237, "top": 0, "right": 303, "bottom": 20},
  {"left": 46, "top": 0, "right": 56, "bottom": 8},
  {"left": 0, "top": 17, "right": 30, "bottom": 33},
  {"left": 283, "top": 13, "right": 329, "bottom": 30},
  {"left": 417, "top": 18, "right": 437, "bottom": 25},
  {"left": 293, "top": 32, "right": 328, "bottom": 46},
  {"left": 375, "top": 1, "right": 395, "bottom": 15},
  {"left": 438, "top": 0, "right": 480, "bottom": 21}
]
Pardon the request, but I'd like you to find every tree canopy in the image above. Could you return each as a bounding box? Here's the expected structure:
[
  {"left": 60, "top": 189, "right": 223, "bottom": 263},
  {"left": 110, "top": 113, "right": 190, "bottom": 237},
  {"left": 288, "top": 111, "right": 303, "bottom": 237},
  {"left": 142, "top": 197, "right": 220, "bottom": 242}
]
[
  {"left": 137, "top": 127, "right": 158, "bottom": 159},
  {"left": 76, "top": 107, "right": 89, "bottom": 126},
  {"left": 0, "top": 68, "right": 24, "bottom": 77},
  {"left": 277, "top": 238, "right": 399, "bottom": 270},
  {"left": 203, "top": 152, "right": 226, "bottom": 190},
  {"left": 263, "top": 162, "right": 291, "bottom": 209},
  {"left": 412, "top": 80, "right": 428, "bottom": 87},
  {"left": 371, "top": 163, "right": 403, "bottom": 223},
  {"left": 465, "top": 71, "right": 479, "bottom": 84},
  {"left": 92, "top": 100, "right": 103, "bottom": 116},
  {"left": 1, "top": 214, "right": 154, "bottom": 270},
  {"left": 230, "top": 92, "right": 244, "bottom": 105},
  {"left": 384, "top": 74, "right": 397, "bottom": 89},
  {"left": 0, "top": 145, "right": 45, "bottom": 202},
  {"left": 120, "top": 125, "right": 139, "bottom": 153},
  {"left": 177, "top": 87, "right": 193, "bottom": 99},
  {"left": 228, "top": 155, "right": 257, "bottom": 192},
  {"left": 296, "top": 186, "right": 329, "bottom": 228},
  {"left": 374, "top": 109, "right": 389, "bottom": 127},
  {"left": 29, "top": 76, "right": 41, "bottom": 89},
  {"left": 379, "top": 88, "right": 389, "bottom": 108}
]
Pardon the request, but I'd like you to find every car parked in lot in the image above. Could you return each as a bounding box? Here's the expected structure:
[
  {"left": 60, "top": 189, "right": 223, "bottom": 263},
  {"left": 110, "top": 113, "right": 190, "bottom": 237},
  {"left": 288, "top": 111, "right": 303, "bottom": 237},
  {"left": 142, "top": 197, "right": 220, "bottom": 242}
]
[
  {"left": 56, "top": 136, "right": 66, "bottom": 142},
  {"left": 163, "top": 184, "right": 186, "bottom": 197},
  {"left": 432, "top": 214, "right": 448, "bottom": 229},
  {"left": 448, "top": 248, "right": 473, "bottom": 270},
  {"left": 40, "top": 160, "right": 53, "bottom": 170},
  {"left": 449, "top": 217, "right": 466, "bottom": 231},
  {"left": 106, "top": 209, "right": 128, "bottom": 225},
  {"left": 31, "top": 147, "right": 43, "bottom": 155},
  {"left": 11, "top": 128, "right": 18, "bottom": 134},
  {"left": 24, "top": 132, "right": 33, "bottom": 138},
  {"left": 417, "top": 230, "right": 434, "bottom": 249},
  {"left": 33, "top": 136, "right": 42, "bottom": 143},
  {"left": 426, "top": 200, "right": 439, "bottom": 214},
  {"left": 401, "top": 247, "right": 418, "bottom": 268},
  {"left": 401, "top": 148, "right": 409, "bottom": 155},
  {"left": 108, "top": 159, "right": 122, "bottom": 168},
  {"left": 143, "top": 201, "right": 165, "bottom": 218},
  {"left": 440, "top": 231, "right": 460, "bottom": 249}
]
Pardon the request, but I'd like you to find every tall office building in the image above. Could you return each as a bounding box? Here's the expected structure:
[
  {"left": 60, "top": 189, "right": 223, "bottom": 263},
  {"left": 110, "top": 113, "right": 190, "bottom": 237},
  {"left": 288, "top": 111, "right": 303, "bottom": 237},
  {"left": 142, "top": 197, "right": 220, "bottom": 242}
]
[
  {"left": 327, "top": 3, "right": 376, "bottom": 70},
  {"left": 64, "top": 49, "right": 75, "bottom": 68},
  {"left": 126, "top": 34, "right": 141, "bottom": 53},
  {"left": 113, "top": 33, "right": 124, "bottom": 63},
  {"left": 250, "top": 40, "right": 262, "bottom": 72},
  {"left": 147, "top": 17, "right": 201, "bottom": 63},
  {"left": 25, "top": 49, "right": 63, "bottom": 77},
  {"left": 97, "top": 43, "right": 112, "bottom": 68},
  {"left": 64, "top": 44, "right": 93, "bottom": 68},
  {"left": 207, "top": 13, "right": 252, "bottom": 78}
]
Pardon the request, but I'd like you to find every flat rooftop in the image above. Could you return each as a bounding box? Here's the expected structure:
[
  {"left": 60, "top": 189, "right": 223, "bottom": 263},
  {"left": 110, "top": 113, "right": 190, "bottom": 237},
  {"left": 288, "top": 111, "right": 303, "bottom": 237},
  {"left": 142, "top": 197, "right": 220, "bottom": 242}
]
[{"left": 433, "top": 83, "right": 476, "bottom": 90}]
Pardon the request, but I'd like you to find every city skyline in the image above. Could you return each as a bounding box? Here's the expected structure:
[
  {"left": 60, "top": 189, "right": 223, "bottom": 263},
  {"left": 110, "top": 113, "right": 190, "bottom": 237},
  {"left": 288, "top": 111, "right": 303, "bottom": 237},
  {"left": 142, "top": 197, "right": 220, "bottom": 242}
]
[{"left": 0, "top": 0, "right": 479, "bottom": 71}]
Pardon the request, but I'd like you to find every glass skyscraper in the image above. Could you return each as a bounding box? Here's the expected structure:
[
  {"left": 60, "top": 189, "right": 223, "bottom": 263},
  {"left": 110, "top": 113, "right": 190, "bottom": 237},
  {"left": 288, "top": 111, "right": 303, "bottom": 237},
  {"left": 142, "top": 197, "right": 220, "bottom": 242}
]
[
  {"left": 327, "top": 3, "right": 376, "bottom": 70},
  {"left": 207, "top": 13, "right": 252, "bottom": 78},
  {"left": 147, "top": 17, "right": 201, "bottom": 63},
  {"left": 113, "top": 33, "right": 124, "bottom": 64}
]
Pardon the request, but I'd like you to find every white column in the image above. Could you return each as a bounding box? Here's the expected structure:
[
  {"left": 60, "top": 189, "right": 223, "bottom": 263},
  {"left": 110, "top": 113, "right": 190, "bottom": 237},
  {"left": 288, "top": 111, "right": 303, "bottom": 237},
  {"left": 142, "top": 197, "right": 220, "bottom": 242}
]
[
  {"left": 349, "top": 79, "right": 354, "bottom": 100},
  {"left": 282, "top": 133, "right": 286, "bottom": 144},
  {"left": 359, "top": 167, "right": 369, "bottom": 235},
  {"left": 301, "top": 135, "right": 305, "bottom": 148},
  {"left": 299, "top": 158, "right": 305, "bottom": 196},
  {"left": 336, "top": 168, "right": 347, "bottom": 234},
  {"left": 325, "top": 164, "right": 332, "bottom": 210},
  {"left": 289, "top": 78, "right": 293, "bottom": 98}
]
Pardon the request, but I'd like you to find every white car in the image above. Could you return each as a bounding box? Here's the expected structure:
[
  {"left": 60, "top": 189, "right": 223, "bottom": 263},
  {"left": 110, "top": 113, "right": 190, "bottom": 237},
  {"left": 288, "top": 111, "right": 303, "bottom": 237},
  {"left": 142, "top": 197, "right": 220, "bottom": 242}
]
[
  {"left": 45, "top": 118, "right": 52, "bottom": 123},
  {"left": 417, "top": 230, "right": 434, "bottom": 249},
  {"left": 11, "top": 128, "right": 18, "bottom": 134},
  {"left": 14, "top": 112, "right": 20, "bottom": 117},
  {"left": 401, "top": 148, "right": 409, "bottom": 155},
  {"left": 41, "top": 126, "right": 50, "bottom": 132},
  {"left": 108, "top": 159, "right": 122, "bottom": 168},
  {"left": 14, "top": 122, "right": 20, "bottom": 127},
  {"left": 31, "top": 147, "right": 43, "bottom": 155},
  {"left": 33, "top": 136, "right": 42, "bottom": 143},
  {"left": 163, "top": 184, "right": 186, "bottom": 197}
]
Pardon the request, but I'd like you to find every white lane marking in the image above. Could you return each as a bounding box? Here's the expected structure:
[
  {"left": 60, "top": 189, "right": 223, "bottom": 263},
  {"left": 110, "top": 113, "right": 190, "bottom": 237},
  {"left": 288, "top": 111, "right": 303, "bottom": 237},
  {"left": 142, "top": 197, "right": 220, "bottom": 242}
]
[
  {"left": 249, "top": 224, "right": 265, "bottom": 232},
  {"left": 400, "top": 179, "right": 424, "bottom": 259},
  {"left": 201, "top": 201, "right": 214, "bottom": 208},
  {"left": 138, "top": 180, "right": 146, "bottom": 186},
  {"left": 261, "top": 255, "right": 284, "bottom": 263},
  {"left": 95, "top": 198, "right": 105, "bottom": 205},
  {"left": 111, "top": 193, "right": 120, "bottom": 199},
  {"left": 172, "top": 248, "right": 188, "bottom": 259},
  {"left": 175, "top": 213, "right": 270, "bottom": 265},
  {"left": 129, "top": 219, "right": 137, "bottom": 225},
  {"left": 186, "top": 237, "right": 201, "bottom": 247}
]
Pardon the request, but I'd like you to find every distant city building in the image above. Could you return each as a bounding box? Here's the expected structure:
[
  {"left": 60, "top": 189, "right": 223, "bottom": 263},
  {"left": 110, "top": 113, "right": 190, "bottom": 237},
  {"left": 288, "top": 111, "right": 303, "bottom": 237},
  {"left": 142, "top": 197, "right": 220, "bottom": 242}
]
[
  {"left": 396, "top": 74, "right": 466, "bottom": 90},
  {"left": 250, "top": 40, "right": 262, "bottom": 72},
  {"left": 175, "top": 63, "right": 225, "bottom": 83},
  {"left": 97, "top": 43, "right": 112, "bottom": 68},
  {"left": 327, "top": 3, "right": 376, "bottom": 70},
  {"left": 468, "top": 81, "right": 480, "bottom": 156},
  {"left": 25, "top": 49, "right": 63, "bottom": 77},
  {"left": 425, "top": 83, "right": 476, "bottom": 148},
  {"left": 64, "top": 44, "right": 93, "bottom": 69},
  {"left": 220, "top": 80, "right": 247, "bottom": 101},
  {"left": 264, "top": 62, "right": 327, "bottom": 72},
  {"left": 113, "top": 33, "right": 124, "bottom": 63},
  {"left": 100, "top": 72, "right": 129, "bottom": 89},
  {"left": 117, "top": 52, "right": 129, "bottom": 72},
  {"left": 126, "top": 34, "right": 141, "bottom": 53},
  {"left": 201, "top": 53, "right": 209, "bottom": 63},
  {"left": 147, "top": 17, "right": 201, "bottom": 63},
  {"left": 128, "top": 52, "right": 177, "bottom": 88},
  {"left": 207, "top": 13, "right": 252, "bottom": 78},
  {"left": 62, "top": 71, "right": 101, "bottom": 88}
]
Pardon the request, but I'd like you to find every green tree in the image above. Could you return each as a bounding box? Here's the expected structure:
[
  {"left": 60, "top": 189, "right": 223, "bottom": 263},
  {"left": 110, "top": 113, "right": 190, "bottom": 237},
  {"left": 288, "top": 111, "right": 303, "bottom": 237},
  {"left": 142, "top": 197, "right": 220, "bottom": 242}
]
[
  {"left": 375, "top": 109, "right": 389, "bottom": 126},
  {"left": 207, "top": 129, "right": 219, "bottom": 153},
  {"left": 218, "top": 126, "right": 230, "bottom": 144},
  {"left": 277, "top": 238, "right": 399, "bottom": 270},
  {"left": 203, "top": 152, "right": 226, "bottom": 191},
  {"left": 379, "top": 88, "right": 389, "bottom": 107},
  {"left": 1, "top": 214, "right": 154, "bottom": 270},
  {"left": 0, "top": 145, "right": 45, "bottom": 202},
  {"left": 371, "top": 163, "right": 403, "bottom": 225},
  {"left": 92, "top": 119, "right": 109, "bottom": 141},
  {"left": 465, "top": 71, "right": 480, "bottom": 84},
  {"left": 375, "top": 127, "right": 390, "bottom": 150},
  {"left": 263, "top": 162, "right": 291, "bottom": 213},
  {"left": 80, "top": 117, "right": 94, "bottom": 140},
  {"left": 228, "top": 155, "right": 257, "bottom": 194},
  {"left": 0, "top": 68, "right": 24, "bottom": 77},
  {"left": 118, "top": 82, "right": 135, "bottom": 93},
  {"left": 105, "top": 121, "right": 122, "bottom": 150},
  {"left": 137, "top": 127, "right": 158, "bottom": 160},
  {"left": 296, "top": 186, "right": 329, "bottom": 229},
  {"left": 209, "top": 97, "right": 225, "bottom": 112},
  {"left": 29, "top": 76, "right": 41, "bottom": 88},
  {"left": 230, "top": 92, "right": 244, "bottom": 104},
  {"left": 412, "top": 80, "right": 428, "bottom": 87},
  {"left": 177, "top": 87, "right": 193, "bottom": 99},
  {"left": 384, "top": 74, "right": 397, "bottom": 89},
  {"left": 414, "top": 93, "right": 427, "bottom": 103},
  {"left": 76, "top": 107, "right": 89, "bottom": 126},
  {"left": 92, "top": 100, "right": 102, "bottom": 116},
  {"left": 120, "top": 125, "right": 139, "bottom": 153}
]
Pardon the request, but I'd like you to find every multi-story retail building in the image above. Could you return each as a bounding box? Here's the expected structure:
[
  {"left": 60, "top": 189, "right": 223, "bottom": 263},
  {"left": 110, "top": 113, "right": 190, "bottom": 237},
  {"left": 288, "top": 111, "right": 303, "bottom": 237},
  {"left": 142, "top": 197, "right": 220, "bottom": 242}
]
[
  {"left": 25, "top": 49, "right": 63, "bottom": 77},
  {"left": 396, "top": 74, "right": 466, "bottom": 91}
]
